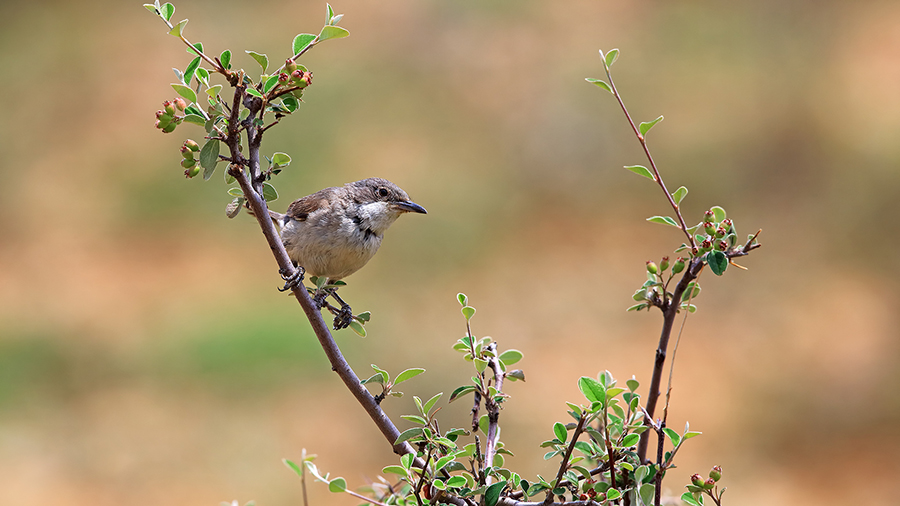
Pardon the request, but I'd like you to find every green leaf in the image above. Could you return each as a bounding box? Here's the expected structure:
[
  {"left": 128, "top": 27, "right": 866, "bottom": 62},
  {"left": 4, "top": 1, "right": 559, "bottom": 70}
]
[
  {"left": 272, "top": 152, "right": 291, "bottom": 167},
  {"left": 474, "top": 358, "right": 488, "bottom": 373},
  {"left": 604, "top": 48, "right": 619, "bottom": 67},
  {"left": 319, "top": 25, "right": 350, "bottom": 41},
  {"left": 449, "top": 385, "right": 477, "bottom": 402},
  {"left": 264, "top": 75, "right": 279, "bottom": 94},
  {"left": 461, "top": 306, "right": 475, "bottom": 320},
  {"left": 647, "top": 215, "right": 679, "bottom": 228},
  {"left": 672, "top": 186, "right": 688, "bottom": 205},
  {"left": 360, "top": 373, "right": 383, "bottom": 385},
  {"left": 553, "top": 422, "right": 567, "bottom": 443},
  {"left": 187, "top": 42, "right": 203, "bottom": 57},
  {"left": 578, "top": 376, "right": 605, "bottom": 404},
  {"left": 625, "top": 165, "right": 656, "bottom": 181},
  {"left": 621, "top": 433, "right": 640, "bottom": 447},
  {"left": 683, "top": 430, "right": 702, "bottom": 440},
  {"left": 663, "top": 427, "right": 681, "bottom": 447},
  {"left": 484, "top": 480, "right": 507, "bottom": 506},
  {"left": 707, "top": 250, "right": 728, "bottom": 276},
  {"left": 171, "top": 84, "right": 197, "bottom": 104},
  {"left": 585, "top": 78, "right": 613, "bottom": 93},
  {"left": 245, "top": 50, "right": 268, "bottom": 72},
  {"left": 371, "top": 364, "right": 390, "bottom": 384},
  {"left": 382, "top": 465, "right": 408, "bottom": 476},
  {"left": 423, "top": 392, "right": 442, "bottom": 414},
  {"left": 168, "top": 19, "right": 187, "bottom": 37},
  {"left": 262, "top": 182, "right": 278, "bottom": 202},
  {"left": 626, "top": 303, "right": 648, "bottom": 312},
  {"left": 506, "top": 369, "right": 525, "bottom": 381},
  {"left": 348, "top": 320, "right": 366, "bottom": 337},
  {"left": 639, "top": 115, "right": 663, "bottom": 136},
  {"left": 182, "top": 114, "right": 205, "bottom": 126},
  {"left": 626, "top": 378, "right": 640, "bottom": 392},
  {"left": 711, "top": 206, "right": 726, "bottom": 223},
  {"left": 199, "top": 139, "right": 220, "bottom": 180},
  {"left": 293, "top": 33, "right": 317, "bottom": 55},
  {"left": 245, "top": 88, "right": 263, "bottom": 98},
  {"left": 446, "top": 476, "right": 467, "bottom": 488},
  {"left": 143, "top": 4, "right": 157, "bottom": 13},
  {"left": 681, "top": 492, "right": 703, "bottom": 506},
  {"left": 457, "top": 293, "right": 468, "bottom": 306},
  {"left": 401, "top": 452, "right": 414, "bottom": 470},
  {"left": 160, "top": 2, "right": 174, "bottom": 21},
  {"left": 283, "top": 458, "right": 303, "bottom": 477},
  {"left": 606, "top": 488, "right": 622, "bottom": 500},
  {"left": 220, "top": 50, "right": 232, "bottom": 69},
  {"left": 282, "top": 95, "right": 299, "bottom": 112},
  {"left": 227, "top": 187, "right": 244, "bottom": 197},
  {"left": 639, "top": 483, "right": 655, "bottom": 505},
  {"left": 394, "top": 427, "right": 424, "bottom": 444},
  {"left": 395, "top": 368, "right": 425, "bottom": 384},
  {"left": 326, "top": 3, "right": 335, "bottom": 21},
  {"left": 498, "top": 349, "right": 523, "bottom": 365},
  {"left": 328, "top": 477, "right": 347, "bottom": 493},
  {"left": 206, "top": 84, "right": 223, "bottom": 97}
]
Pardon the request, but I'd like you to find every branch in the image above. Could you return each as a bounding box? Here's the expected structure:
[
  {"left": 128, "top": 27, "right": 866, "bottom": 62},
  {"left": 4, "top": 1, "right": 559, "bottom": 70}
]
[
  {"left": 602, "top": 60, "right": 695, "bottom": 253},
  {"left": 483, "top": 344, "right": 505, "bottom": 484},
  {"left": 543, "top": 414, "right": 587, "bottom": 506}
]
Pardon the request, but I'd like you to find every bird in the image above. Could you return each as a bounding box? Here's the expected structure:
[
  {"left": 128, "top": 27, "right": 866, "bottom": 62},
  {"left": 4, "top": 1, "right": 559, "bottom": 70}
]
[{"left": 265, "top": 177, "right": 427, "bottom": 329}]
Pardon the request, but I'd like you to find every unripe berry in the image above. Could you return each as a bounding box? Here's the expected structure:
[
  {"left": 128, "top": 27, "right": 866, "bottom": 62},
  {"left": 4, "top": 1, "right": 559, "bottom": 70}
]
[
  {"left": 715, "top": 227, "right": 726, "bottom": 238},
  {"left": 704, "top": 478, "right": 716, "bottom": 490},
  {"left": 704, "top": 222, "right": 716, "bottom": 235},
  {"left": 691, "top": 474, "right": 704, "bottom": 487},
  {"left": 173, "top": 98, "right": 187, "bottom": 111},
  {"left": 709, "top": 465, "right": 722, "bottom": 481},
  {"left": 722, "top": 218, "right": 733, "bottom": 231},
  {"left": 717, "top": 240, "right": 728, "bottom": 251},
  {"left": 672, "top": 257, "right": 685, "bottom": 274},
  {"left": 285, "top": 59, "right": 297, "bottom": 73},
  {"left": 660, "top": 256, "right": 669, "bottom": 272},
  {"left": 646, "top": 261, "right": 658, "bottom": 275},
  {"left": 180, "top": 145, "right": 194, "bottom": 159},
  {"left": 700, "top": 240, "right": 712, "bottom": 253},
  {"left": 278, "top": 72, "right": 290, "bottom": 83},
  {"left": 181, "top": 158, "right": 196, "bottom": 168},
  {"left": 184, "top": 139, "right": 200, "bottom": 152},
  {"left": 162, "top": 122, "right": 177, "bottom": 133},
  {"left": 185, "top": 165, "right": 200, "bottom": 178},
  {"left": 704, "top": 209, "right": 715, "bottom": 222},
  {"left": 163, "top": 100, "right": 175, "bottom": 115}
]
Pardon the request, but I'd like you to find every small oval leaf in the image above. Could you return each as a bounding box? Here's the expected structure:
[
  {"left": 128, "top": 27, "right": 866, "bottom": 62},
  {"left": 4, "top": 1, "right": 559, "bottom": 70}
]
[
  {"left": 646, "top": 216, "right": 679, "bottom": 227},
  {"left": 171, "top": 84, "right": 197, "bottom": 104},
  {"left": 585, "top": 78, "right": 612, "bottom": 94},
  {"left": 707, "top": 250, "right": 728, "bottom": 276},
  {"left": 292, "top": 33, "right": 317, "bottom": 55},
  {"left": 394, "top": 368, "right": 425, "bottom": 384},
  {"left": 319, "top": 25, "right": 350, "bottom": 41},
  {"left": 625, "top": 165, "right": 655, "bottom": 181},
  {"left": 639, "top": 115, "right": 664, "bottom": 136},
  {"left": 672, "top": 186, "right": 688, "bottom": 205}
]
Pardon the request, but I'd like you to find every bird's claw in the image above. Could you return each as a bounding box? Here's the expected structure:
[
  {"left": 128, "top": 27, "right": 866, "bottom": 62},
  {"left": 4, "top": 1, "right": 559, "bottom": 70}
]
[
  {"left": 278, "top": 266, "right": 305, "bottom": 292},
  {"left": 333, "top": 304, "right": 354, "bottom": 330}
]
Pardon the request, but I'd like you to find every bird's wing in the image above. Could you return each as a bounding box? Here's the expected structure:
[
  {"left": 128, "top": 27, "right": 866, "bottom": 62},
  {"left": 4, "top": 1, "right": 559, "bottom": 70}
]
[{"left": 285, "top": 191, "right": 331, "bottom": 222}]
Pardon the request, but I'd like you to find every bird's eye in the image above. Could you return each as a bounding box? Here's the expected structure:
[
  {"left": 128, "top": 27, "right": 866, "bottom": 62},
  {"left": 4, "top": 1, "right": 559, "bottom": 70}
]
[{"left": 378, "top": 188, "right": 389, "bottom": 197}]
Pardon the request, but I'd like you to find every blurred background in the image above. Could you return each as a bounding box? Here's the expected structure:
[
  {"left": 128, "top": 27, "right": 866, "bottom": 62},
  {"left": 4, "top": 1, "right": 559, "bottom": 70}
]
[{"left": 1, "top": 0, "right": 899, "bottom": 504}]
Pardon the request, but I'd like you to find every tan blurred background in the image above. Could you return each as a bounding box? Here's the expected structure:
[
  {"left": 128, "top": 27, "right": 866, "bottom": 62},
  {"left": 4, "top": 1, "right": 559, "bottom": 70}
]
[{"left": 1, "top": 0, "right": 899, "bottom": 504}]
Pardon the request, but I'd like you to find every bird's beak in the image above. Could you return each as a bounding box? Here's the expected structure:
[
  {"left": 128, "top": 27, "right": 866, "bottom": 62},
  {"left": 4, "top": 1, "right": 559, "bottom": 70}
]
[{"left": 393, "top": 200, "right": 427, "bottom": 214}]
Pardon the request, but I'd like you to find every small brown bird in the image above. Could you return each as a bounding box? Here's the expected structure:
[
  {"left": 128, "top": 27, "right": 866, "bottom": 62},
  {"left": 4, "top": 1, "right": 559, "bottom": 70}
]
[{"left": 267, "top": 177, "right": 426, "bottom": 329}]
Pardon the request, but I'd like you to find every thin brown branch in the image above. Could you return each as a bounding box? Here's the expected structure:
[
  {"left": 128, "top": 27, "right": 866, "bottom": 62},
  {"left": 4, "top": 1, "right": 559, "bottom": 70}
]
[
  {"left": 483, "top": 344, "right": 505, "bottom": 483},
  {"left": 543, "top": 414, "right": 587, "bottom": 505},
  {"left": 602, "top": 61, "right": 695, "bottom": 253}
]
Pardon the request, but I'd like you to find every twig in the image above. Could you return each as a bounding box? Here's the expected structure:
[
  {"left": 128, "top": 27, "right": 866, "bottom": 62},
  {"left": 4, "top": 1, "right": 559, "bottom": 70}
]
[
  {"left": 483, "top": 344, "right": 505, "bottom": 484},
  {"left": 602, "top": 57, "right": 695, "bottom": 253},
  {"left": 543, "top": 414, "right": 587, "bottom": 505}
]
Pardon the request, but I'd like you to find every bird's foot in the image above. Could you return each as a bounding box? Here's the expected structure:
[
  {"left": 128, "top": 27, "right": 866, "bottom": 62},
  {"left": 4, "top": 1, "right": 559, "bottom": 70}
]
[
  {"left": 278, "top": 265, "right": 305, "bottom": 292},
  {"left": 332, "top": 303, "right": 354, "bottom": 330}
]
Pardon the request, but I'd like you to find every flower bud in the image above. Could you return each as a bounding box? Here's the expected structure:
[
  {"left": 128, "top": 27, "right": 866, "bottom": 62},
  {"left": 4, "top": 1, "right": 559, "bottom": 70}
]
[
  {"left": 704, "top": 210, "right": 715, "bottom": 222},
  {"left": 173, "top": 98, "right": 187, "bottom": 111},
  {"left": 285, "top": 59, "right": 297, "bottom": 73},
  {"left": 700, "top": 240, "right": 712, "bottom": 253},
  {"left": 184, "top": 139, "right": 200, "bottom": 152},
  {"left": 660, "top": 256, "right": 669, "bottom": 272},
  {"left": 704, "top": 222, "right": 716, "bottom": 235},
  {"left": 704, "top": 478, "right": 716, "bottom": 490},
  {"left": 278, "top": 72, "right": 290, "bottom": 83},
  {"left": 709, "top": 465, "right": 722, "bottom": 481},
  {"left": 722, "top": 219, "right": 733, "bottom": 231},
  {"left": 180, "top": 145, "right": 194, "bottom": 159},
  {"left": 646, "top": 261, "right": 658, "bottom": 275},
  {"left": 185, "top": 165, "right": 200, "bottom": 178},
  {"left": 672, "top": 257, "right": 685, "bottom": 274},
  {"left": 717, "top": 240, "right": 728, "bottom": 251},
  {"left": 181, "top": 158, "right": 196, "bottom": 168},
  {"left": 691, "top": 474, "right": 704, "bottom": 487},
  {"left": 715, "top": 227, "right": 726, "bottom": 238},
  {"left": 163, "top": 100, "right": 175, "bottom": 115},
  {"left": 162, "top": 122, "right": 177, "bottom": 133}
]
